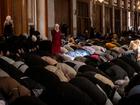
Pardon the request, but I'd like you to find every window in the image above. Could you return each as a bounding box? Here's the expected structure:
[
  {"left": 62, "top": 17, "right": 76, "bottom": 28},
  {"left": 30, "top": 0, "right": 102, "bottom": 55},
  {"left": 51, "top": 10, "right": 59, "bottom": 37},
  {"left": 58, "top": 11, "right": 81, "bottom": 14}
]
[
  {"left": 77, "top": 1, "right": 90, "bottom": 34},
  {"left": 77, "top": 1, "right": 89, "bottom": 17}
]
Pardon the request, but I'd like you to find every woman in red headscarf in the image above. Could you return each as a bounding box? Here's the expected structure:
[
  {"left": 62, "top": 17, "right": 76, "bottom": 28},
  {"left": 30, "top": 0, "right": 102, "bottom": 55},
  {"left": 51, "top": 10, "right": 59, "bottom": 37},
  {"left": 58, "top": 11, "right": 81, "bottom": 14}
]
[{"left": 51, "top": 24, "right": 61, "bottom": 54}]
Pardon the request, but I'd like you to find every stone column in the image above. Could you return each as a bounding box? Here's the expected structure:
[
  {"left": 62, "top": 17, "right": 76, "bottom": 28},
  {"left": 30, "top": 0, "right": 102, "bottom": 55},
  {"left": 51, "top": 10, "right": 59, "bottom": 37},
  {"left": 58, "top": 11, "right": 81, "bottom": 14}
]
[
  {"left": 110, "top": 0, "right": 115, "bottom": 33},
  {"left": 125, "top": 0, "right": 129, "bottom": 30},
  {"left": 112, "top": 6, "right": 115, "bottom": 33},
  {"left": 120, "top": 9, "right": 123, "bottom": 32},
  {"left": 133, "top": 0, "right": 138, "bottom": 31},
  {"left": 119, "top": 0, "right": 122, "bottom": 32},
  {"left": 102, "top": 3, "right": 105, "bottom": 34},
  {"left": 21, "top": 0, "right": 28, "bottom": 34},
  {"left": 47, "top": 0, "right": 55, "bottom": 40},
  {"left": 28, "top": 0, "right": 37, "bottom": 31},
  {"left": 126, "top": 10, "right": 128, "bottom": 30},
  {"left": 34, "top": 0, "right": 37, "bottom": 30},
  {"left": 72, "top": 0, "right": 77, "bottom": 37},
  {"left": 90, "top": 0, "right": 93, "bottom": 27},
  {"left": 36, "top": 0, "right": 47, "bottom": 40}
]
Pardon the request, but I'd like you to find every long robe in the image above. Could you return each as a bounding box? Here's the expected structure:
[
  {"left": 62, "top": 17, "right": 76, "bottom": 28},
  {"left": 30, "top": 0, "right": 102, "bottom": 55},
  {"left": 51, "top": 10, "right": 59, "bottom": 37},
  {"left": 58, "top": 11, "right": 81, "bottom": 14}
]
[
  {"left": 51, "top": 30, "right": 61, "bottom": 54},
  {"left": 4, "top": 23, "right": 14, "bottom": 38}
]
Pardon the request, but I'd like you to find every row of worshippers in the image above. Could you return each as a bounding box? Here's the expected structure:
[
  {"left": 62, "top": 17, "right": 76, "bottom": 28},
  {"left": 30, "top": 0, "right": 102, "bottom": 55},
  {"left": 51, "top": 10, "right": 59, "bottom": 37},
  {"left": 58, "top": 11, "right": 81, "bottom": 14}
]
[
  {"left": 1, "top": 37, "right": 140, "bottom": 105},
  {"left": 1, "top": 17, "right": 140, "bottom": 105}
]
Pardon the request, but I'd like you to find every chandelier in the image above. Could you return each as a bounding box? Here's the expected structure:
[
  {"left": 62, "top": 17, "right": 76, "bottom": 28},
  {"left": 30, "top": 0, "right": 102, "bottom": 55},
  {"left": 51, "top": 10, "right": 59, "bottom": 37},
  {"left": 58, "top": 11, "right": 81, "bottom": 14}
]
[
  {"left": 97, "top": 0, "right": 104, "bottom": 2},
  {"left": 91, "top": 0, "right": 104, "bottom": 3}
]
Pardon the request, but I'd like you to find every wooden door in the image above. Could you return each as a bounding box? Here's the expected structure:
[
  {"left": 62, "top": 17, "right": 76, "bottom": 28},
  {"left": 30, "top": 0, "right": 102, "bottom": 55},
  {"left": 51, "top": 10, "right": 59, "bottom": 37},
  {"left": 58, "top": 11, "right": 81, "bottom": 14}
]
[
  {"left": 115, "top": 9, "right": 121, "bottom": 34},
  {"left": 105, "top": 6, "right": 112, "bottom": 33},
  {"left": 122, "top": 9, "right": 127, "bottom": 31},
  {"left": 95, "top": 4, "right": 102, "bottom": 33},
  {"left": 77, "top": 1, "right": 90, "bottom": 34}
]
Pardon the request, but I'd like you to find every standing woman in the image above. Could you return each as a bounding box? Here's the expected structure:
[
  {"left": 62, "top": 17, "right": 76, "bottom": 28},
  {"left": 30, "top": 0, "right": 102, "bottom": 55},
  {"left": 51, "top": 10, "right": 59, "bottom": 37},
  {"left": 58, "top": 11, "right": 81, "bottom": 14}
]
[
  {"left": 4, "top": 15, "right": 14, "bottom": 39},
  {"left": 51, "top": 24, "right": 61, "bottom": 54}
]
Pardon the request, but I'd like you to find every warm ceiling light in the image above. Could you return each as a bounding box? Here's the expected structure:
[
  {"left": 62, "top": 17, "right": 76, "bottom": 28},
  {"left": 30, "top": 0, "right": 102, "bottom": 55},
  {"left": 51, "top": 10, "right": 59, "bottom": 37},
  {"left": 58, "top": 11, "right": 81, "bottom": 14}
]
[
  {"left": 137, "top": 1, "right": 140, "bottom": 10},
  {"left": 92, "top": 0, "right": 104, "bottom": 3},
  {"left": 137, "top": 1, "right": 140, "bottom": 5},
  {"left": 138, "top": 5, "right": 140, "bottom": 10},
  {"left": 98, "top": 0, "right": 104, "bottom": 2}
]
